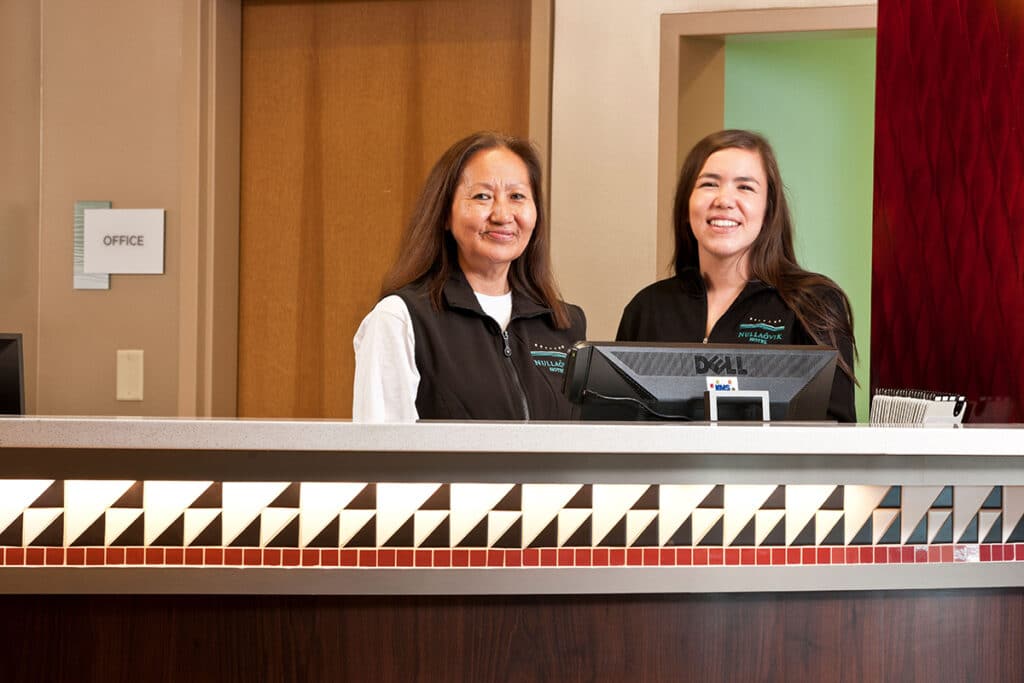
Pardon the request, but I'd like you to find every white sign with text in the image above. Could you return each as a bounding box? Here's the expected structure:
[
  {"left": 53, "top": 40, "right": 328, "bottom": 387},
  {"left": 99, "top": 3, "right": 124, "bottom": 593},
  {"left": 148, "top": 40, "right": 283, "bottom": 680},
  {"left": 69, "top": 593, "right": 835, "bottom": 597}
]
[{"left": 83, "top": 209, "right": 165, "bottom": 274}]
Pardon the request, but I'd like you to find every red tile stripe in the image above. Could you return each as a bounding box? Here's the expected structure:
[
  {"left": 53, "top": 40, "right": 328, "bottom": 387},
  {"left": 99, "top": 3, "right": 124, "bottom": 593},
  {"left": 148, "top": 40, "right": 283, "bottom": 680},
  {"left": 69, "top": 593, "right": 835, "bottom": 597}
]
[{"left": 0, "top": 544, "right": 1020, "bottom": 567}]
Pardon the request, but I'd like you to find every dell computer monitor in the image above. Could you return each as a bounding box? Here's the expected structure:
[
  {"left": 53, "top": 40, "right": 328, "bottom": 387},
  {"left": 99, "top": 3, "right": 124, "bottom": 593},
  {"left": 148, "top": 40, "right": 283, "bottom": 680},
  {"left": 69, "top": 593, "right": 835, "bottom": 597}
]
[
  {"left": 563, "top": 341, "right": 837, "bottom": 422},
  {"left": 0, "top": 333, "right": 25, "bottom": 415}
]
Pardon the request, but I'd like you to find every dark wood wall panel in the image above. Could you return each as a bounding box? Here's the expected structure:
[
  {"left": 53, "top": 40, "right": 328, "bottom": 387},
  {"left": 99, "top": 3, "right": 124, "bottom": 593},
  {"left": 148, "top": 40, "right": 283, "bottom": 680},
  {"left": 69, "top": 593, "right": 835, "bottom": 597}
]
[
  {"left": 2, "top": 590, "right": 1022, "bottom": 681},
  {"left": 238, "top": 0, "right": 531, "bottom": 418},
  {"left": 872, "top": 0, "right": 1024, "bottom": 421}
]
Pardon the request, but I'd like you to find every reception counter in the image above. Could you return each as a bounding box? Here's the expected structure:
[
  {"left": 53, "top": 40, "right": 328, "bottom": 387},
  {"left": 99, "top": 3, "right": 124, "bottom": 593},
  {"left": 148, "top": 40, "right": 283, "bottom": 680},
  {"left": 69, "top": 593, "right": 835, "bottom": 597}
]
[
  {"left": 0, "top": 417, "right": 1022, "bottom": 594},
  {"left": 1, "top": 417, "right": 1023, "bottom": 679}
]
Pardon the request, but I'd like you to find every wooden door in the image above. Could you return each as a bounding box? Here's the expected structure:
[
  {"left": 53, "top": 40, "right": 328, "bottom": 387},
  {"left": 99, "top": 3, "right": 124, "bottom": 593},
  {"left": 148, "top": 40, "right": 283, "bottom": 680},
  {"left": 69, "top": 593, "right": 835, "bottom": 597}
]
[{"left": 238, "top": 0, "right": 532, "bottom": 417}]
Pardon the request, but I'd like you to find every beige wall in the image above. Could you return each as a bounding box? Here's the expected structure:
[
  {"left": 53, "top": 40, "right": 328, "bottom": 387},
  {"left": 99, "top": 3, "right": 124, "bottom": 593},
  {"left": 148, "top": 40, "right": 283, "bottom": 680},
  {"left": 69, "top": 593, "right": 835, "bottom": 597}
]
[
  {"left": 549, "top": 0, "right": 877, "bottom": 339},
  {"left": 0, "top": 1, "right": 41, "bottom": 413}
]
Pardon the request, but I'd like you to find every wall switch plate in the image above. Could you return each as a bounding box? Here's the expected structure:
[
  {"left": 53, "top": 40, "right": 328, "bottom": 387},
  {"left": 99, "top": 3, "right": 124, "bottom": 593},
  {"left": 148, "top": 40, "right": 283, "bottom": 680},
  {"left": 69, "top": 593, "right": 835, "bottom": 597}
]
[{"left": 116, "top": 350, "right": 144, "bottom": 401}]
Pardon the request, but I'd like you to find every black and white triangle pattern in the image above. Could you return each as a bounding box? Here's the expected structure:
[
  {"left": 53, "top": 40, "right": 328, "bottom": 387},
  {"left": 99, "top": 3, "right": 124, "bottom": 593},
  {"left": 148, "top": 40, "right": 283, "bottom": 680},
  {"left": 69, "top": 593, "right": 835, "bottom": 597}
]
[{"left": 0, "top": 481, "right": 1022, "bottom": 548}]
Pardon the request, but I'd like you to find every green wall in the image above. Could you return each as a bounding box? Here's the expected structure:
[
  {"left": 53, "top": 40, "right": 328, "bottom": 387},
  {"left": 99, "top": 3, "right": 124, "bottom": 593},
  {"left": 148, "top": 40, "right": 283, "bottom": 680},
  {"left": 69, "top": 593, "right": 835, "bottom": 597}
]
[{"left": 724, "top": 32, "right": 876, "bottom": 421}]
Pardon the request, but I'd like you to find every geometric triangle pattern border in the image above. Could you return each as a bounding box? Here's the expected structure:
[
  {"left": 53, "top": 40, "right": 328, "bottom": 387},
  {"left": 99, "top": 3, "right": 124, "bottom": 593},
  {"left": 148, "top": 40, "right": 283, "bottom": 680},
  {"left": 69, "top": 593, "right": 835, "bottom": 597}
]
[{"left": 0, "top": 482, "right": 1023, "bottom": 559}]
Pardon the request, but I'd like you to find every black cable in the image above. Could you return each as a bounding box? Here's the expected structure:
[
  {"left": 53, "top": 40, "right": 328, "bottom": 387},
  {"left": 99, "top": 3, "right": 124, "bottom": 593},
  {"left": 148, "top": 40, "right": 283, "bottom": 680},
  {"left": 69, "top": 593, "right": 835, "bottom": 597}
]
[{"left": 581, "top": 389, "right": 695, "bottom": 421}]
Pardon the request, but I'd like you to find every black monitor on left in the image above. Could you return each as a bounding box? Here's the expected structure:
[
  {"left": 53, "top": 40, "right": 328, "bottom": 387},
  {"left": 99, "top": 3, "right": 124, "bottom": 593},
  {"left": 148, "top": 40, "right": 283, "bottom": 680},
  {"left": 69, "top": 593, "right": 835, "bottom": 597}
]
[
  {"left": 563, "top": 341, "right": 837, "bottom": 422},
  {"left": 0, "top": 333, "right": 25, "bottom": 415}
]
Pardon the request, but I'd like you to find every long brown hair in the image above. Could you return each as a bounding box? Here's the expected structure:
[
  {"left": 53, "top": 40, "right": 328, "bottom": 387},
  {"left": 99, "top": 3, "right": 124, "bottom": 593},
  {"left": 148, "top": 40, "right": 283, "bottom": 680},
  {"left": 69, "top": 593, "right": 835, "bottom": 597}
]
[
  {"left": 672, "top": 129, "right": 857, "bottom": 379},
  {"left": 381, "top": 131, "right": 570, "bottom": 328}
]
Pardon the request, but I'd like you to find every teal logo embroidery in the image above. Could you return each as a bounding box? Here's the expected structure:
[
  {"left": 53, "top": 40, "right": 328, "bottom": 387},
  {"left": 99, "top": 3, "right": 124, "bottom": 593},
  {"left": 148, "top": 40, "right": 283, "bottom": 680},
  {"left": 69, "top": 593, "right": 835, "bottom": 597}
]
[
  {"left": 737, "top": 318, "right": 785, "bottom": 345},
  {"left": 531, "top": 344, "right": 568, "bottom": 374}
]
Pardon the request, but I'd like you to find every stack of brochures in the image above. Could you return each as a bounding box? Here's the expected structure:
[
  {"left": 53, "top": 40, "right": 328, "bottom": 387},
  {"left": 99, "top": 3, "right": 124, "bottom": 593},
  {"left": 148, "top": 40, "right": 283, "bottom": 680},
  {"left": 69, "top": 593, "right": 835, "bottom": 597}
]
[{"left": 870, "top": 388, "right": 967, "bottom": 425}]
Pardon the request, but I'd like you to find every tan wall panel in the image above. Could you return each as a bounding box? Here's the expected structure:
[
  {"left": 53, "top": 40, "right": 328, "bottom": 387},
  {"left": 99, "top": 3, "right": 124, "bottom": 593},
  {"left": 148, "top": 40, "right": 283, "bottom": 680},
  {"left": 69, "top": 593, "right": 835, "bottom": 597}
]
[
  {"left": 0, "top": 0, "right": 40, "bottom": 413},
  {"left": 36, "top": 1, "right": 186, "bottom": 415},
  {"left": 239, "top": 0, "right": 532, "bottom": 418}
]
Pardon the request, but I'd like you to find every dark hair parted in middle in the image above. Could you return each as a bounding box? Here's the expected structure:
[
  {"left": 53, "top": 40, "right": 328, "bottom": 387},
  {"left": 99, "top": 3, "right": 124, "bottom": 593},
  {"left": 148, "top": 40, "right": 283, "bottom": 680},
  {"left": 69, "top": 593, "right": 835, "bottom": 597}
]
[
  {"left": 672, "top": 129, "right": 857, "bottom": 379},
  {"left": 381, "top": 131, "right": 570, "bottom": 329}
]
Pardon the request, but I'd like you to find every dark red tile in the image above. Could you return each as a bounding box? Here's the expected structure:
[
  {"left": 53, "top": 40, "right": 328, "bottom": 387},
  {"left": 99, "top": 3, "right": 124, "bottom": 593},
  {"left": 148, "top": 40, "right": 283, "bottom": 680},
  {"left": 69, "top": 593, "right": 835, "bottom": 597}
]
[
  {"left": 660, "top": 548, "right": 675, "bottom": 566},
  {"left": 980, "top": 545, "right": 992, "bottom": 562},
  {"left": 396, "top": 549, "right": 414, "bottom": 567},
  {"left": 740, "top": 548, "right": 755, "bottom": 565},
  {"left": 487, "top": 550, "right": 504, "bottom": 567},
  {"left": 708, "top": 548, "right": 724, "bottom": 566},
  {"left": 725, "top": 548, "right": 740, "bottom": 566},
  {"left": 802, "top": 547, "right": 816, "bottom": 565},
  {"left": 817, "top": 547, "right": 831, "bottom": 565},
  {"left": 302, "top": 549, "right": 319, "bottom": 567},
  {"left": 125, "top": 547, "right": 145, "bottom": 565},
  {"left": 431, "top": 549, "right": 450, "bottom": 567},
  {"left": 928, "top": 546, "right": 941, "bottom": 563},
  {"left": 205, "top": 548, "right": 223, "bottom": 565},
  {"left": 245, "top": 549, "right": 264, "bottom": 566},
  {"left": 592, "top": 548, "right": 609, "bottom": 566},
  {"left": 874, "top": 547, "right": 887, "bottom": 564},
  {"left": 224, "top": 548, "right": 243, "bottom": 566},
  {"left": 357, "top": 549, "right": 376, "bottom": 567},
  {"left": 340, "top": 549, "right": 359, "bottom": 567},
  {"left": 452, "top": 549, "right": 470, "bottom": 567},
  {"left": 378, "top": 549, "right": 396, "bottom": 567},
  {"left": 772, "top": 548, "right": 786, "bottom": 565},
  {"left": 900, "top": 547, "right": 914, "bottom": 564},
  {"left": 414, "top": 550, "right": 432, "bottom": 567},
  {"left": 25, "top": 548, "right": 44, "bottom": 566},
  {"left": 788, "top": 548, "right": 802, "bottom": 565},
  {"left": 281, "top": 549, "right": 300, "bottom": 567},
  {"left": 82, "top": 548, "right": 103, "bottom": 566},
  {"left": 643, "top": 548, "right": 659, "bottom": 566},
  {"left": 506, "top": 549, "right": 522, "bottom": 567},
  {"left": 165, "top": 548, "right": 184, "bottom": 565},
  {"left": 577, "top": 548, "right": 593, "bottom": 566},
  {"left": 321, "top": 549, "right": 339, "bottom": 567},
  {"left": 106, "top": 548, "right": 125, "bottom": 565},
  {"left": 860, "top": 546, "right": 874, "bottom": 564},
  {"left": 846, "top": 547, "right": 860, "bottom": 564},
  {"left": 677, "top": 548, "right": 693, "bottom": 566},
  {"left": 540, "top": 549, "right": 557, "bottom": 567},
  {"left": 887, "top": 547, "right": 901, "bottom": 564},
  {"left": 1017, "top": 544, "right": 1024, "bottom": 560},
  {"left": 469, "top": 549, "right": 486, "bottom": 567},
  {"left": 757, "top": 548, "right": 771, "bottom": 565},
  {"left": 559, "top": 548, "right": 575, "bottom": 566},
  {"left": 609, "top": 548, "right": 625, "bottom": 566},
  {"left": 915, "top": 547, "right": 928, "bottom": 563},
  {"left": 1004, "top": 544, "right": 1015, "bottom": 561},
  {"left": 832, "top": 547, "right": 846, "bottom": 565},
  {"left": 991, "top": 545, "right": 1003, "bottom": 562},
  {"left": 693, "top": 548, "right": 709, "bottom": 566},
  {"left": 941, "top": 545, "right": 954, "bottom": 563},
  {"left": 263, "top": 548, "right": 282, "bottom": 566},
  {"left": 6, "top": 547, "right": 24, "bottom": 565},
  {"left": 627, "top": 548, "right": 643, "bottom": 566},
  {"left": 523, "top": 548, "right": 540, "bottom": 567},
  {"left": 45, "top": 548, "right": 64, "bottom": 566},
  {"left": 66, "top": 548, "right": 85, "bottom": 566}
]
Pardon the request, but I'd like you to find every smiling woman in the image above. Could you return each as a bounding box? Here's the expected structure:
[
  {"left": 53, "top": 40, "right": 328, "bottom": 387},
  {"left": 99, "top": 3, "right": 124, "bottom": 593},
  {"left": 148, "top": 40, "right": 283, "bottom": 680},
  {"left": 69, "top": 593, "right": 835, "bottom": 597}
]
[
  {"left": 352, "top": 132, "right": 586, "bottom": 423},
  {"left": 616, "top": 129, "right": 857, "bottom": 422}
]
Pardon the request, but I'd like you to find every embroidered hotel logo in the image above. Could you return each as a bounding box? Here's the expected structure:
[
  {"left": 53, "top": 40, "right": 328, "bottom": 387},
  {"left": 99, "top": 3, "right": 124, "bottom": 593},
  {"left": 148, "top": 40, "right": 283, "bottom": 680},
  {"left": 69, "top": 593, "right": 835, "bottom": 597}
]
[
  {"left": 531, "top": 344, "right": 568, "bottom": 374},
  {"left": 738, "top": 318, "right": 785, "bottom": 344}
]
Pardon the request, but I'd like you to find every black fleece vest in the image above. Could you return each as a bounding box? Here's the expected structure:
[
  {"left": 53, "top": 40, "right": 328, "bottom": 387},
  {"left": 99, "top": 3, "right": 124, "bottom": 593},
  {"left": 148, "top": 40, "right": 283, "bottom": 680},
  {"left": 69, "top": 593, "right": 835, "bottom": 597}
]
[{"left": 395, "top": 273, "right": 586, "bottom": 420}]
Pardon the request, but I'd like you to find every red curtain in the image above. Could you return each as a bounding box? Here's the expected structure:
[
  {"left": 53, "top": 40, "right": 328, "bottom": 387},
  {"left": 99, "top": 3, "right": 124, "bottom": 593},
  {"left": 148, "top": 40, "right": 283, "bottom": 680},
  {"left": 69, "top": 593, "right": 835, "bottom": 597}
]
[{"left": 872, "top": 0, "right": 1024, "bottom": 422}]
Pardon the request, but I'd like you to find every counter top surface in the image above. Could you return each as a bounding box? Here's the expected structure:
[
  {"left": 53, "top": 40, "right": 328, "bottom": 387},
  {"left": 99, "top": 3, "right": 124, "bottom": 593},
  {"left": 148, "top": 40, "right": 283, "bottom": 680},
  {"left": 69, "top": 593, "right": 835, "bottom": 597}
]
[{"left": 1, "top": 416, "right": 1022, "bottom": 456}]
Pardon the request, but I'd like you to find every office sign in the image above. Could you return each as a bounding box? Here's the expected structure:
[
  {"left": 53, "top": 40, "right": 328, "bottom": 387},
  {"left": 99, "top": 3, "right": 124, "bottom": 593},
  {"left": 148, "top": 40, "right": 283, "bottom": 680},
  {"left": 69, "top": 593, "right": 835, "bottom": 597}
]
[{"left": 83, "top": 209, "right": 165, "bottom": 275}]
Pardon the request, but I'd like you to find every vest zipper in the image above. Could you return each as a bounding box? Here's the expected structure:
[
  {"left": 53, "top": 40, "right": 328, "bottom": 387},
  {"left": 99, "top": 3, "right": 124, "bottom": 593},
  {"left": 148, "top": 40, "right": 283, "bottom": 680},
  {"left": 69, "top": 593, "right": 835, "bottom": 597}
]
[{"left": 501, "top": 329, "right": 530, "bottom": 420}]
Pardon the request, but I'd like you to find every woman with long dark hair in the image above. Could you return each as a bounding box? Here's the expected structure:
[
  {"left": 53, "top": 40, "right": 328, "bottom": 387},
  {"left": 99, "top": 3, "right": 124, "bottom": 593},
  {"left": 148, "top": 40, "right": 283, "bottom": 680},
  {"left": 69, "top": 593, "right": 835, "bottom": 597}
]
[
  {"left": 617, "top": 129, "right": 856, "bottom": 421},
  {"left": 354, "top": 131, "right": 585, "bottom": 422}
]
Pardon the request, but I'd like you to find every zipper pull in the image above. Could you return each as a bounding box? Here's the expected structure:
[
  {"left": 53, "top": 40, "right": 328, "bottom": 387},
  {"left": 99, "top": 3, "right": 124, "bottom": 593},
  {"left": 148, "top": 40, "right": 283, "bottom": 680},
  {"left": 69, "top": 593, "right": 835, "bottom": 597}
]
[{"left": 501, "top": 330, "right": 512, "bottom": 357}]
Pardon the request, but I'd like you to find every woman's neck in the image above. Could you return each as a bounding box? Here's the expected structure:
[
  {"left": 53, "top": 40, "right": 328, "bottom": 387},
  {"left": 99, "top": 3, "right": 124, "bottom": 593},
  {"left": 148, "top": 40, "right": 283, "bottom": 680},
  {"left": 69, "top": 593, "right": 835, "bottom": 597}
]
[
  {"left": 699, "top": 255, "right": 750, "bottom": 294},
  {"left": 461, "top": 260, "right": 512, "bottom": 296}
]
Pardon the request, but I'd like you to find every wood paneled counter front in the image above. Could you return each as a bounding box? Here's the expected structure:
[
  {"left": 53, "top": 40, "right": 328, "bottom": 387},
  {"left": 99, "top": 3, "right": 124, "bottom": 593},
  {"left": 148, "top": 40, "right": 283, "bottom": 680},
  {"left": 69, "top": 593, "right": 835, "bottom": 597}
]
[{"left": 0, "top": 417, "right": 1022, "bottom": 595}]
